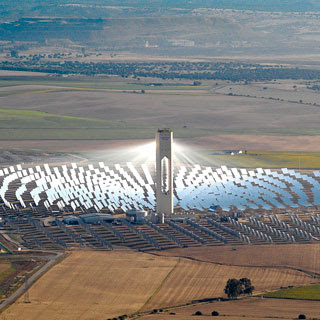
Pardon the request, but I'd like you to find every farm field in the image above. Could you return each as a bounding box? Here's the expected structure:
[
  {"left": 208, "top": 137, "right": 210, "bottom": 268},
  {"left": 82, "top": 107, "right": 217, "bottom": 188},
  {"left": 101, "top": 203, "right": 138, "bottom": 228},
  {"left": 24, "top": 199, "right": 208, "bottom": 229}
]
[
  {"left": 214, "top": 81, "right": 320, "bottom": 106},
  {"left": 1, "top": 249, "right": 318, "bottom": 320},
  {"left": 264, "top": 283, "right": 320, "bottom": 300},
  {"left": 0, "top": 79, "right": 211, "bottom": 92},
  {"left": 157, "top": 244, "right": 320, "bottom": 274},
  {"left": 140, "top": 257, "right": 316, "bottom": 312},
  {"left": 192, "top": 150, "right": 320, "bottom": 168},
  {"left": 138, "top": 297, "right": 320, "bottom": 320},
  {"left": 0, "top": 78, "right": 320, "bottom": 138},
  {"left": 0, "top": 108, "right": 220, "bottom": 141},
  {"left": 0, "top": 250, "right": 178, "bottom": 320},
  {"left": 0, "top": 76, "right": 320, "bottom": 164}
]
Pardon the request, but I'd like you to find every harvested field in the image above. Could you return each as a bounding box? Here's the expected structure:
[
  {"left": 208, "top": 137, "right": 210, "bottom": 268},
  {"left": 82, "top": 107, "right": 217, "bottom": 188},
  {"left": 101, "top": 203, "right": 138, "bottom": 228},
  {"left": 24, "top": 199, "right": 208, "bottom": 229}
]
[
  {"left": 141, "top": 258, "right": 316, "bottom": 311},
  {"left": 138, "top": 297, "right": 320, "bottom": 320},
  {"left": 1, "top": 249, "right": 318, "bottom": 319},
  {"left": 0, "top": 250, "right": 177, "bottom": 320},
  {"left": 157, "top": 244, "right": 320, "bottom": 274}
]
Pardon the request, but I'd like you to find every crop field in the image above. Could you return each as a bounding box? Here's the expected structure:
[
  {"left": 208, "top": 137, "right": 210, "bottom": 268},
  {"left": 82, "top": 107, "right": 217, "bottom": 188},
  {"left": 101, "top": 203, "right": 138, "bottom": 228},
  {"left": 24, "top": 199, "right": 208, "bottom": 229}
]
[
  {"left": 183, "top": 149, "right": 320, "bottom": 168},
  {"left": 0, "top": 251, "right": 178, "bottom": 320},
  {"left": 1, "top": 249, "right": 318, "bottom": 320},
  {"left": 141, "top": 258, "right": 315, "bottom": 312},
  {"left": 0, "top": 76, "right": 320, "bottom": 159},
  {"left": 2, "top": 107, "right": 320, "bottom": 166},
  {"left": 0, "top": 79, "right": 211, "bottom": 92},
  {"left": 214, "top": 81, "right": 320, "bottom": 106},
  {"left": 138, "top": 297, "right": 320, "bottom": 320},
  {"left": 0, "top": 108, "right": 220, "bottom": 141},
  {"left": 0, "top": 78, "right": 320, "bottom": 136},
  {"left": 243, "top": 150, "right": 320, "bottom": 168},
  {"left": 157, "top": 244, "right": 320, "bottom": 274},
  {"left": 264, "top": 283, "right": 320, "bottom": 300}
]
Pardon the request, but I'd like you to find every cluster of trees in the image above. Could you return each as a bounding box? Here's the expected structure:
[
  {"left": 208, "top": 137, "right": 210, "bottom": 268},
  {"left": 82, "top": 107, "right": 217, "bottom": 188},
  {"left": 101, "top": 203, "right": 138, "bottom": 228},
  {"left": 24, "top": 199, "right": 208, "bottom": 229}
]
[
  {"left": 224, "top": 278, "right": 255, "bottom": 299},
  {"left": 1, "top": 59, "right": 320, "bottom": 82}
]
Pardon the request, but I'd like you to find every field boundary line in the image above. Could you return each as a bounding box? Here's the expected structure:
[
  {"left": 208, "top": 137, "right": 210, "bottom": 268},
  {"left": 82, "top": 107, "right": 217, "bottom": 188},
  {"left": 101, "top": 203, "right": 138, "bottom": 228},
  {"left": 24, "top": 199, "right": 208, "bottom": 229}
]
[
  {"left": 149, "top": 252, "right": 320, "bottom": 279},
  {"left": 137, "top": 257, "right": 181, "bottom": 313}
]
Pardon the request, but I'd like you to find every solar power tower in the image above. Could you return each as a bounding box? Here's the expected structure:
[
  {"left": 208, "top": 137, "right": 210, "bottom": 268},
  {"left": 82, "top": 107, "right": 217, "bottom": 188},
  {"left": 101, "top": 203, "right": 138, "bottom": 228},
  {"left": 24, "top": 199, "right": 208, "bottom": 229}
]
[{"left": 156, "top": 128, "right": 173, "bottom": 215}]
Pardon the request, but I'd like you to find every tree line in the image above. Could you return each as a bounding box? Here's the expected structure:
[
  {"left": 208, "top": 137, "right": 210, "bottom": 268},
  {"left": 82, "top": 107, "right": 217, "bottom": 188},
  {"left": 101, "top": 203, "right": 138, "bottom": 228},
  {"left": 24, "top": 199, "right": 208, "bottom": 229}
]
[{"left": 1, "top": 59, "right": 320, "bottom": 82}]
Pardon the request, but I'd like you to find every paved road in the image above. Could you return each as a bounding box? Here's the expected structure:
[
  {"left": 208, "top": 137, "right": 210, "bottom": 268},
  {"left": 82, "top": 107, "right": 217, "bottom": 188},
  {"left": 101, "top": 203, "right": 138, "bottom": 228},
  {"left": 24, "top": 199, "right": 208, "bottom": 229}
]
[
  {"left": 0, "top": 229, "right": 26, "bottom": 249},
  {"left": 0, "top": 250, "right": 64, "bottom": 310}
]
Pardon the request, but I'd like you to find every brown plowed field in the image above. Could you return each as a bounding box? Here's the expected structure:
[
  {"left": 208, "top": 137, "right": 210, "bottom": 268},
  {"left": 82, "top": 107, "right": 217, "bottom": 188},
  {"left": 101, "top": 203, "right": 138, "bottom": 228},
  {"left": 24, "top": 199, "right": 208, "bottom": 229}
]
[
  {"left": 138, "top": 297, "right": 320, "bottom": 320},
  {"left": 0, "top": 250, "right": 177, "bottom": 320},
  {"left": 157, "top": 244, "right": 320, "bottom": 274},
  {"left": 141, "top": 258, "right": 316, "bottom": 311}
]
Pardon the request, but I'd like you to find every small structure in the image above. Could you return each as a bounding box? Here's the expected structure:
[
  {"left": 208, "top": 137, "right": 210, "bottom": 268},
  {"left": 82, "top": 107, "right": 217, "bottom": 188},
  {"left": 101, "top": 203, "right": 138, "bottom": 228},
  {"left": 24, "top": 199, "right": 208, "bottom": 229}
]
[
  {"left": 80, "top": 213, "right": 114, "bottom": 224},
  {"left": 150, "top": 212, "right": 165, "bottom": 224},
  {"left": 62, "top": 213, "right": 114, "bottom": 225},
  {"left": 62, "top": 216, "right": 80, "bottom": 225},
  {"left": 126, "top": 209, "right": 147, "bottom": 224}
]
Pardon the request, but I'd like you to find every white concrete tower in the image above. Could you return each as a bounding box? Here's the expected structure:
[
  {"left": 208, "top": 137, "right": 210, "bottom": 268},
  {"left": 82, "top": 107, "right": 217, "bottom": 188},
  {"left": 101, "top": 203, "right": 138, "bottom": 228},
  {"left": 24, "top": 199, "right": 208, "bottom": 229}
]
[{"left": 156, "top": 128, "right": 173, "bottom": 215}]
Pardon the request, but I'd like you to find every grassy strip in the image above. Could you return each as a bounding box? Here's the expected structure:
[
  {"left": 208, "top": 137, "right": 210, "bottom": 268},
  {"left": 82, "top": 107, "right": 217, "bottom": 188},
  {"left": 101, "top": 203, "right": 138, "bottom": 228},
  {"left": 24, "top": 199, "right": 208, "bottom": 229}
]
[{"left": 263, "top": 284, "right": 320, "bottom": 300}]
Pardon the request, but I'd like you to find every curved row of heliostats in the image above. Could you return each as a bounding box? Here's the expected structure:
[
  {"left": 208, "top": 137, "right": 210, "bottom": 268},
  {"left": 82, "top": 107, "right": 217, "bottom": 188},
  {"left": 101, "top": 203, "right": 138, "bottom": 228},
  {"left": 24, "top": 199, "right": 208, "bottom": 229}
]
[{"left": 0, "top": 162, "right": 319, "bottom": 212}]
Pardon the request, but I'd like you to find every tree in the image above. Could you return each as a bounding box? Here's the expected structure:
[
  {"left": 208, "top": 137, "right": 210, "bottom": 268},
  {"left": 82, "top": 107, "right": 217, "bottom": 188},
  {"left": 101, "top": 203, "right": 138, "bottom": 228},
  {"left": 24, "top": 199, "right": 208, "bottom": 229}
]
[
  {"left": 10, "top": 50, "right": 18, "bottom": 58},
  {"left": 240, "top": 278, "right": 254, "bottom": 295},
  {"left": 224, "top": 278, "right": 254, "bottom": 299},
  {"left": 224, "top": 278, "right": 242, "bottom": 299}
]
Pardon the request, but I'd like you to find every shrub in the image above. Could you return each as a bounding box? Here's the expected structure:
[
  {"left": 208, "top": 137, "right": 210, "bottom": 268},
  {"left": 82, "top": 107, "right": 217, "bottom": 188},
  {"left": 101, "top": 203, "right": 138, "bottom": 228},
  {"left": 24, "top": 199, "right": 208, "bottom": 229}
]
[
  {"left": 194, "top": 311, "right": 203, "bottom": 316},
  {"left": 298, "top": 315, "right": 306, "bottom": 319},
  {"left": 212, "top": 311, "right": 219, "bottom": 316}
]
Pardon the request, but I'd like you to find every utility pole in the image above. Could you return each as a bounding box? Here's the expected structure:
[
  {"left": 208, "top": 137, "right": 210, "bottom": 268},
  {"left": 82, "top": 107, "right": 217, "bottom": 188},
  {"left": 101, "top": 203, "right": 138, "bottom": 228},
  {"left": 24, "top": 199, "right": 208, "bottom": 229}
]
[{"left": 24, "top": 276, "right": 30, "bottom": 304}]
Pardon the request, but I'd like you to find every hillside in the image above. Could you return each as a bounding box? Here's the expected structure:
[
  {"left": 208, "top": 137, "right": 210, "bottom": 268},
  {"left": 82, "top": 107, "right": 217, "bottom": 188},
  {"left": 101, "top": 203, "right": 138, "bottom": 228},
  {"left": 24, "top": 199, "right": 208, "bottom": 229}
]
[
  {"left": 1, "top": 0, "right": 320, "bottom": 22},
  {"left": 1, "top": 9, "right": 320, "bottom": 57}
]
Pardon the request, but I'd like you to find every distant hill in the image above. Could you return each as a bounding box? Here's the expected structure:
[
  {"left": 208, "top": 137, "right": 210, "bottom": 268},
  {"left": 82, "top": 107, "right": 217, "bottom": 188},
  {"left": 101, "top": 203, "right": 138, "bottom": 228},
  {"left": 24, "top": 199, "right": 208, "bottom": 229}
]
[
  {"left": 1, "top": 0, "right": 320, "bottom": 22},
  {"left": 1, "top": 1, "right": 320, "bottom": 58},
  {"left": 0, "top": 15, "right": 263, "bottom": 54}
]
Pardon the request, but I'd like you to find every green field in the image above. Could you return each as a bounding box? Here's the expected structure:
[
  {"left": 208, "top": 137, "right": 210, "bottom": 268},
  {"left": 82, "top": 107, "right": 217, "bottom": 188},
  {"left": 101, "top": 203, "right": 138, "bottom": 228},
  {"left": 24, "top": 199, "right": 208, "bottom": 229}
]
[{"left": 264, "top": 284, "right": 320, "bottom": 300}]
